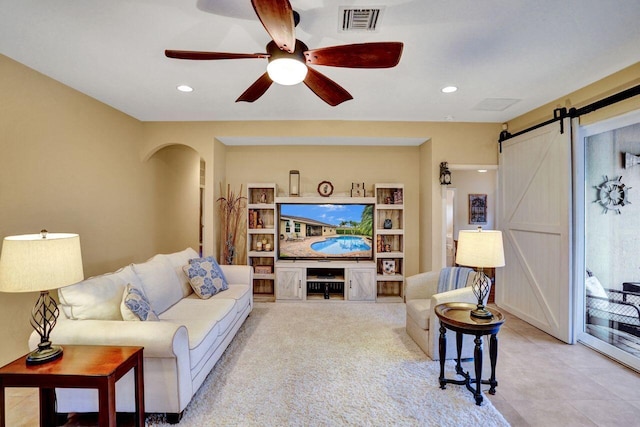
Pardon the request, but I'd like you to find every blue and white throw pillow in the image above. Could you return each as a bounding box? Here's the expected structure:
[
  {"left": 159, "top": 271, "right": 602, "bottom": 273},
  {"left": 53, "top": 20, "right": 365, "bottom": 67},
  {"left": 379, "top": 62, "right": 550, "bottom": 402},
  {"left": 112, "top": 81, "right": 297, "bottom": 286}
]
[
  {"left": 182, "top": 256, "right": 229, "bottom": 299},
  {"left": 121, "top": 284, "right": 159, "bottom": 321}
]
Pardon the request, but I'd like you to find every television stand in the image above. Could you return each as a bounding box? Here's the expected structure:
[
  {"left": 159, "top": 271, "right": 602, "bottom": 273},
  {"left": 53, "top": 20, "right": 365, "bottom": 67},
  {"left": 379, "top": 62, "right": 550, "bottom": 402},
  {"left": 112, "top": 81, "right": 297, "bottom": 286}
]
[{"left": 275, "top": 260, "right": 376, "bottom": 302}]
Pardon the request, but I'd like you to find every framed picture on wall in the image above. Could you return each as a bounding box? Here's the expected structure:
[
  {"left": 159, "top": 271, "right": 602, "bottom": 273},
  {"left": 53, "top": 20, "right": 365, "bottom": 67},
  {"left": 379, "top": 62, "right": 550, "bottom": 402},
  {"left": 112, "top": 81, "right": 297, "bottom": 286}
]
[{"left": 469, "top": 194, "right": 487, "bottom": 224}]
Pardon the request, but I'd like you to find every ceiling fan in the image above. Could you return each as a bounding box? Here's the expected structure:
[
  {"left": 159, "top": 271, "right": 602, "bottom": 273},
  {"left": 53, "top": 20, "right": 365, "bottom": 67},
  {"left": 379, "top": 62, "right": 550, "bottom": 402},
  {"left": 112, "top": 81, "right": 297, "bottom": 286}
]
[{"left": 165, "top": 0, "right": 403, "bottom": 106}]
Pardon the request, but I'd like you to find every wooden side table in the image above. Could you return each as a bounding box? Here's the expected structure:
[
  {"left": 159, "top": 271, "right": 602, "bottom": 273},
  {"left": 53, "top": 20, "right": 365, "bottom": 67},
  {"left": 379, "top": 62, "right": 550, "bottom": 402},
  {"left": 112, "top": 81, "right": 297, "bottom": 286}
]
[
  {"left": 434, "top": 302, "right": 505, "bottom": 406},
  {"left": 0, "top": 345, "right": 144, "bottom": 427}
]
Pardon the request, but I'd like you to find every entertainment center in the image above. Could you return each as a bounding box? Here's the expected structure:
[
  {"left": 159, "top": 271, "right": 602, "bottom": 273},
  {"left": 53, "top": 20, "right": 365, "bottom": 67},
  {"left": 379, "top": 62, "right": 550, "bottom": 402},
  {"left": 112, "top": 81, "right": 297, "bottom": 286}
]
[{"left": 247, "top": 183, "right": 404, "bottom": 302}]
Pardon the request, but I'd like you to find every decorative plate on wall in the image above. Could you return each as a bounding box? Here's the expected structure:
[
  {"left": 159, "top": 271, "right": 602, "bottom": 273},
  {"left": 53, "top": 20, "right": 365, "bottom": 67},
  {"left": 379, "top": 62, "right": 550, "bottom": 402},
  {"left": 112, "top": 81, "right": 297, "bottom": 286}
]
[{"left": 317, "top": 181, "right": 334, "bottom": 197}]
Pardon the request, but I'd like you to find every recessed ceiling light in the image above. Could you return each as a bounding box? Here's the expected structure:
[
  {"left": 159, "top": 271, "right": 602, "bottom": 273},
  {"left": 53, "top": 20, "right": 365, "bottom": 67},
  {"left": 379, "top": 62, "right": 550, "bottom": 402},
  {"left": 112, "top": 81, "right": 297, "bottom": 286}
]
[
  {"left": 441, "top": 86, "right": 458, "bottom": 93},
  {"left": 176, "top": 85, "right": 193, "bottom": 93}
]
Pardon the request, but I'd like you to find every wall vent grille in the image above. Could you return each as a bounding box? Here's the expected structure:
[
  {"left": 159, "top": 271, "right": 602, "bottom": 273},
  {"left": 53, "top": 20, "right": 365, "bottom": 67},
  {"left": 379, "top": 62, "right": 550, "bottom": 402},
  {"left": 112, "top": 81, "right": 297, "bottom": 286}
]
[{"left": 340, "top": 7, "right": 383, "bottom": 32}]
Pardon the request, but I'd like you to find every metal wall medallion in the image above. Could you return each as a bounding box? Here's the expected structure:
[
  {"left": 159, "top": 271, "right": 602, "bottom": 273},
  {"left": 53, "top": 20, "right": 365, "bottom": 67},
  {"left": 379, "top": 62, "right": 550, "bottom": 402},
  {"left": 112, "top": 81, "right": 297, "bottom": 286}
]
[{"left": 594, "top": 175, "right": 631, "bottom": 214}]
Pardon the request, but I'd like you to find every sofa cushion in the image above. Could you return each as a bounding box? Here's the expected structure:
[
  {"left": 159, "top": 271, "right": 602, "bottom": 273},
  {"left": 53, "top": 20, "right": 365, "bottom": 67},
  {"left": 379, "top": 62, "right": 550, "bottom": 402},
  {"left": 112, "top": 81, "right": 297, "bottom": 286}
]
[
  {"left": 159, "top": 297, "right": 236, "bottom": 370},
  {"left": 58, "top": 265, "right": 142, "bottom": 320},
  {"left": 133, "top": 255, "right": 183, "bottom": 314},
  {"left": 182, "top": 256, "right": 229, "bottom": 299},
  {"left": 406, "top": 298, "right": 431, "bottom": 330},
  {"left": 210, "top": 284, "right": 251, "bottom": 314},
  {"left": 121, "top": 284, "right": 159, "bottom": 321},
  {"left": 162, "top": 248, "right": 199, "bottom": 298}
]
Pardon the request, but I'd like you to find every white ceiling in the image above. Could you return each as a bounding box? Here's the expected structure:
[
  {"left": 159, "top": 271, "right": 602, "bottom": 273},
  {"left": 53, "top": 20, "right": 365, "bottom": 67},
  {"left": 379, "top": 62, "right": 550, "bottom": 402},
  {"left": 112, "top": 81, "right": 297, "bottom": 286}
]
[{"left": 2, "top": 0, "right": 640, "bottom": 124}]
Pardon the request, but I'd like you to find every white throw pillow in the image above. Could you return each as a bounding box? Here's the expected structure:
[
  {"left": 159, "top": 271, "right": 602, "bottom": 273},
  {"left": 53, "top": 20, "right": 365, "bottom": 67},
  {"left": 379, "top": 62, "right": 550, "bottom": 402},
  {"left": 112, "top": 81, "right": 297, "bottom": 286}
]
[
  {"left": 133, "top": 255, "right": 183, "bottom": 314},
  {"left": 121, "top": 284, "right": 159, "bottom": 321},
  {"left": 585, "top": 275, "right": 608, "bottom": 299},
  {"left": 162, "top": 248, "right": 199, "bottom": 297},
  {"left": 58, "top": 265, "right": 141, "bottom": 320}
]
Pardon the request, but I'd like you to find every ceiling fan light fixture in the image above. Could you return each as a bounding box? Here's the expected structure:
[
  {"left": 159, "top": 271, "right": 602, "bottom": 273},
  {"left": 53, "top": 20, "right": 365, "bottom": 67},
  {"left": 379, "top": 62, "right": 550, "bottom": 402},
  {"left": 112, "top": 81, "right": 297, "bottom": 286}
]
[{"left": 267, "top": 58, "right": 308, "bottom": 86}]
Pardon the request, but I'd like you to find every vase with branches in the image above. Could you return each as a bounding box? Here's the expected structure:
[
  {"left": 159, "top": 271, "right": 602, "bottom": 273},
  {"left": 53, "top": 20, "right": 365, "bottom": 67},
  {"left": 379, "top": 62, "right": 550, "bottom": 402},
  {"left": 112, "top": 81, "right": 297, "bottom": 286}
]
[{"left": 217, "top": 183, "right": 246, "bottom": 265}]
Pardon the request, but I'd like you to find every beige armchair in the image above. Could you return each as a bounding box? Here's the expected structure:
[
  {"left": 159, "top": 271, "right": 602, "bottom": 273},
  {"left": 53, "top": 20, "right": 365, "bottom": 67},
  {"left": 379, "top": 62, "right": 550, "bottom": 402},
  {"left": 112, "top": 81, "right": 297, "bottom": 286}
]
[{"left": 405, "top": 267, "right": 490, "bottom": 360}]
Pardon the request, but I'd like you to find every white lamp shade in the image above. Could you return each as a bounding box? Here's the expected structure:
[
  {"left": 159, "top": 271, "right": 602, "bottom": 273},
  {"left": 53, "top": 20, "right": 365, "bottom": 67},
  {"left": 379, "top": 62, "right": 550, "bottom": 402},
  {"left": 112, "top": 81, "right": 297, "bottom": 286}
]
[
  {"left": 267, "top": 58, "right": 308, "bottom": 85},
  {"left": 0, "top": 233, "right": 84, "bottom": 293},
  {"left": 456, "top": 229, "right": 505, "bottom": 268}
]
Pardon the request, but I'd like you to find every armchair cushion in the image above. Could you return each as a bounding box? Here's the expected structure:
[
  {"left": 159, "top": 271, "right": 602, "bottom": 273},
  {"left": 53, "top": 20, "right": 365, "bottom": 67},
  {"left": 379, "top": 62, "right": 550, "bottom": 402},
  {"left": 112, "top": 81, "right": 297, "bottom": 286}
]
[{"left": 406, "top": 299, "right": 431, "bottom": 330}]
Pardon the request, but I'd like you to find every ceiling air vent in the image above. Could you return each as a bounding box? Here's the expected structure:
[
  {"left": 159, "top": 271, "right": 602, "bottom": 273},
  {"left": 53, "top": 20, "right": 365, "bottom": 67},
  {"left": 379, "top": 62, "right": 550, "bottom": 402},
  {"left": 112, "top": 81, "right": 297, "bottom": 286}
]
[
  {"left": 340, "top": 7, "right": 384, "bottom": 32},
  {"left": 473, "top": 98, "right": 521, "bottom": 112}
]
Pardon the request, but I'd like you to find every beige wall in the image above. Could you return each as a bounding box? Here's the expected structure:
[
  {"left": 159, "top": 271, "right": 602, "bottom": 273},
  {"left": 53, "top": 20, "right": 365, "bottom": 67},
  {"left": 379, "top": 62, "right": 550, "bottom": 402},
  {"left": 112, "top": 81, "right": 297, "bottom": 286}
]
[
  {"left": 152, "top": 145, "right": 201, "bottom": 254},
  {"left": 142, "top": 121, "right": 502, "bottom": 272},
  {"left": 418, "top": 141, "right": 433, "bottom": 272},
  {"left": 0, "top": 56, "right": 198, "bottom": 364},
  {"left": 224, "top": 144, "right": 421, "bottom": 274}
]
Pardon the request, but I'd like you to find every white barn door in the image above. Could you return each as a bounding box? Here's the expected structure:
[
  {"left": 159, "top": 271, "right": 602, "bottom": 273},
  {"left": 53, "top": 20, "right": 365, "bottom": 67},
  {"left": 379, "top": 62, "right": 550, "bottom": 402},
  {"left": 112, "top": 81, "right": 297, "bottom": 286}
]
[{"left": 497, "top": 119, "right": 573, "bottom": 343}]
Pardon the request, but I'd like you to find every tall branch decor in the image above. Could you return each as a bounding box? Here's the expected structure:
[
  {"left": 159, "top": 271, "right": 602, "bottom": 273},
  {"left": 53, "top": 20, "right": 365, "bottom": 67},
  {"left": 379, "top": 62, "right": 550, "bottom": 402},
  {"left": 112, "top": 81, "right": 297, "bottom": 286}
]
[{"left": 217, "top": 183, "right": 246, "bottom": 265}]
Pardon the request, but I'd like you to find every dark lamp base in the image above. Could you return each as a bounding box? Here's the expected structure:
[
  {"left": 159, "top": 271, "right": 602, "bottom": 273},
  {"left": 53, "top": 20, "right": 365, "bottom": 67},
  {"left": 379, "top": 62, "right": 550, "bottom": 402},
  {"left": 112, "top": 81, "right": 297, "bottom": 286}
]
[
  {"left": 470, "top": 307, "right": 494, "bottom": 319},
  {"left": 26, "top": 344, "right": 63, "bottom": 365}
]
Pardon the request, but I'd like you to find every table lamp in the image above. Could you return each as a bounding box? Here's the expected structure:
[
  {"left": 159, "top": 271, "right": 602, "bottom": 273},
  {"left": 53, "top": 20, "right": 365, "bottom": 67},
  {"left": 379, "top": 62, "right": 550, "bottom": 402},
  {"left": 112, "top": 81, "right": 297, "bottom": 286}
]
[
  {"left": 456, "top": 227, "right": 505, "bottom": 319},
  {"left": 0, "top": 231, "right": 84, "bottom": 364}
]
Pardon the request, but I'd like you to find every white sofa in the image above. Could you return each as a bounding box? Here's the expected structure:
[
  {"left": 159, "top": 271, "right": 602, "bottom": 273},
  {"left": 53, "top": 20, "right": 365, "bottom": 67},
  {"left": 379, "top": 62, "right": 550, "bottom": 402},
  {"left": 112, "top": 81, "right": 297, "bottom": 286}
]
[
  {"left": 405, "top": 267, "right": 489, "bottom": 360},
  {"left": 28, "top": 247, "right": 253, "bottom": 423}
]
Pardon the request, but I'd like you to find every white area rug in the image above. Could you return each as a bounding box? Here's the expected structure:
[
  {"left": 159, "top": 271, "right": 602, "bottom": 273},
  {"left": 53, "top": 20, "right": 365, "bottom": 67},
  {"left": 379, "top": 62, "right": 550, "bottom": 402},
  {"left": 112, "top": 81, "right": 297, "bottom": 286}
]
[{"left": 149, "top": 302, "right": 509, "bottom": 426}]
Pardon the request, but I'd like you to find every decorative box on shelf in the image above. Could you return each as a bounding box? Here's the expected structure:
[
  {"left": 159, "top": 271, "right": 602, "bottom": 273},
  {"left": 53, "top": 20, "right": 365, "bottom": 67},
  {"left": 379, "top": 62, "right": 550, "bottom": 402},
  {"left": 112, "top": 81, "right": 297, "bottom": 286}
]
[{"left": 254, "top": 265, "right": 272, "bottom": 275}]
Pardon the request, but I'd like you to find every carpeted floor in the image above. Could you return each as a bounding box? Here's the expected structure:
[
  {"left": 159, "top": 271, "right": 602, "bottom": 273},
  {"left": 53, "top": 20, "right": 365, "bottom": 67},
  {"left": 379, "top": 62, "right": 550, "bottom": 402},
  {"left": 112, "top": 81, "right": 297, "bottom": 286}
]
[{"left": 149, "top": 302, "right": 510, "bottom": 426}]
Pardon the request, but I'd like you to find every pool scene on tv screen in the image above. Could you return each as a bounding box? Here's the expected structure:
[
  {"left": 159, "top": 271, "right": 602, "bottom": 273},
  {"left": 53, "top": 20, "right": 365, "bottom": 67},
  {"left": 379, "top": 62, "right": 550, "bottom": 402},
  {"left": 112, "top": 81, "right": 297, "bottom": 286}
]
[{"left": 278, "top": 204, "right": 373, "bottom": 260}]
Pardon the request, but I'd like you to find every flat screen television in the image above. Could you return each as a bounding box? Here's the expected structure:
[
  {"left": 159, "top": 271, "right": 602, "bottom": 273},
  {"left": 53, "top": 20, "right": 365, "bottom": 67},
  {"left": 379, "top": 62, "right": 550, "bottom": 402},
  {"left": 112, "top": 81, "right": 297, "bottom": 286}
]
[{"left": 278, "top": 203, "right": 374, "bottom": 261}]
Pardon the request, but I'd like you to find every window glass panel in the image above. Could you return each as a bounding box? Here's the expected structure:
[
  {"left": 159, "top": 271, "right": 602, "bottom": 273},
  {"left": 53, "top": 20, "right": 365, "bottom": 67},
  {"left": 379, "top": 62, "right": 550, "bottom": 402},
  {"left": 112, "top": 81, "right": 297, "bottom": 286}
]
[{"left": 584, "top": 121, "right": 640, "bottom": 360}]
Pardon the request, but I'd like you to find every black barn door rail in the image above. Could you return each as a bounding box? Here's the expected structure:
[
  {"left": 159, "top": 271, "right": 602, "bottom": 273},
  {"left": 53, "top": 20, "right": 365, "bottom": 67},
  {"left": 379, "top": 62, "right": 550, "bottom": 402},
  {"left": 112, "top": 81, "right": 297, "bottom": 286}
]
[{"left": 498, "top": 84, "right": 640, "bottom": 152}]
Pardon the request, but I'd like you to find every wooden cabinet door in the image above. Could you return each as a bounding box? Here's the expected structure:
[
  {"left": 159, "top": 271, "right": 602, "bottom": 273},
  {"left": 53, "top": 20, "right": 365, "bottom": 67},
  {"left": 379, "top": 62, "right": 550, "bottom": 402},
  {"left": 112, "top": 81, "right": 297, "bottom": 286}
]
[
  {"left": 348, "top": 268, "right": 376, "bottom": 301},
  {"left": 275, "top": 267, "right": 303, "bottom": 300}
]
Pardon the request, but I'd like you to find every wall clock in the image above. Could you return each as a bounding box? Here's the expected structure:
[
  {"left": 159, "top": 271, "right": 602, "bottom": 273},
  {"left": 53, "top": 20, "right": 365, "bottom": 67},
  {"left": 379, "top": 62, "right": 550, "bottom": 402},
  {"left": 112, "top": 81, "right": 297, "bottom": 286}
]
[
  {"left": 317, "top": 181, "right": 334, "bottom": 197},
  {"left": 594, "top": 175, "right": 630, "bottom": 214}
]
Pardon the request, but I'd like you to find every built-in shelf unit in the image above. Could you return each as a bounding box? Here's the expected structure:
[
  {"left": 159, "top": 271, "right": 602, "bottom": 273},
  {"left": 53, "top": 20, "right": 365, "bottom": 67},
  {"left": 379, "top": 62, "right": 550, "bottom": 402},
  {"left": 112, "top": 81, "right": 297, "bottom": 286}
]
[
  {"left": 247, "top": 183, "right": 277, "bottom": 302},
  {"left": 374, "top": 183, "right": 405, "bottom": 301},
  {"left": 247, "top": 183, "right": 404, "bottom": 302}
]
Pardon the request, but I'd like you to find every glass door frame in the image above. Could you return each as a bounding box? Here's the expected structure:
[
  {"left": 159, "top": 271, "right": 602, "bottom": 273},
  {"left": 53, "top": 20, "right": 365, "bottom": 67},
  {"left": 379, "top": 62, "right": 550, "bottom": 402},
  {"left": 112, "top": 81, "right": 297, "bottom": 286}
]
[{"left": 573, "top": 111, "right": 640, "bottom": 372}]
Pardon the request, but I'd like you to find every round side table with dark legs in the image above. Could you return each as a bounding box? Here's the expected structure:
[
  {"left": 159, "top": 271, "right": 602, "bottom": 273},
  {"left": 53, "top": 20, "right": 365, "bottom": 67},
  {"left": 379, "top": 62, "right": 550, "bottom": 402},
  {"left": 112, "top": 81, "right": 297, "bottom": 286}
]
[{"left": 435, "top": 302, "right": 505, "bottom": 406}]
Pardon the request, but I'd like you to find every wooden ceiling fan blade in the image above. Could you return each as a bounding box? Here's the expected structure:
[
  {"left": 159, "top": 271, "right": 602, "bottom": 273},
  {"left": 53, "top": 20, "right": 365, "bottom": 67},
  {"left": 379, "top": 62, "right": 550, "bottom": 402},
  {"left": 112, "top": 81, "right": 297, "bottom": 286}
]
[
  {"left": 303, "top": 67, "right": 353, "bottom": 106},
  {"left": 304, "top": 42, "right": 404, "bottom": 68},
  {"left": 165, "top": 50, "right": 268, "bottom": 60},
  {"left": 251, "top": 0, "right": 296, "bottom": 53},
  {"left": 236, "top": 72, "right": 273, "bottom": 103}
]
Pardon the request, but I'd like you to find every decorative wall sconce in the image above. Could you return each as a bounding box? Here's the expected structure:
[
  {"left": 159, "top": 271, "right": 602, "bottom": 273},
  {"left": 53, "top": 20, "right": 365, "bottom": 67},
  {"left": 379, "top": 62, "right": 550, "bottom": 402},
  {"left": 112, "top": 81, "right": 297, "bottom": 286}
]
[
  {"left": 439, "top": 162, "right": 452, "bottom": 185},
  {"left": 289, "top": 170, "right": 300, "bottom": 196}
]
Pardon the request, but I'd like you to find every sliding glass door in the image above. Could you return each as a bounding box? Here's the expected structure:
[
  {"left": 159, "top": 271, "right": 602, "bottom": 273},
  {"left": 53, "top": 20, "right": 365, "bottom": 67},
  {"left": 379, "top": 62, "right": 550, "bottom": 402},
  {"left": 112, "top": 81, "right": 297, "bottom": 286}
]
[{"left": 576, "top": 111, "right": 640, "bottom": 371}]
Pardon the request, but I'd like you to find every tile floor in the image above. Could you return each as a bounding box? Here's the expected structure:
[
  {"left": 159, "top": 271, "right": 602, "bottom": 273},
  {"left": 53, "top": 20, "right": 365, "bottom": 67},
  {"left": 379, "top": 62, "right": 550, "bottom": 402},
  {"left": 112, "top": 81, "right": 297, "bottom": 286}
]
[
  {"left": 3, "top": 306, "right": 640, "bottom": 426},
  {"left": 484, "top": 308, "right": 640, "bottom": 426}
]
